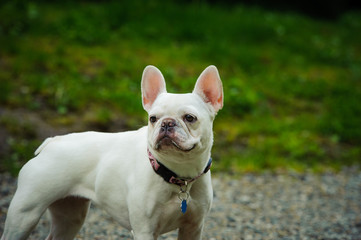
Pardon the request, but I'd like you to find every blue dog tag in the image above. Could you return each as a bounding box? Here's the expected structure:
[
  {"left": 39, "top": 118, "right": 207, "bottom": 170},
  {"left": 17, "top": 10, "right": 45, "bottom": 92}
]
[{"left": 181, "top": 200, "right": 187, "bottom": 213}]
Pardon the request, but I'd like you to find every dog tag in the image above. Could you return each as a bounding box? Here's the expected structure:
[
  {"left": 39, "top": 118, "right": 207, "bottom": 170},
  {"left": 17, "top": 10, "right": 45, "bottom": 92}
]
[{"left": 181, "top": 200, "right": 187, "bottom": 213}]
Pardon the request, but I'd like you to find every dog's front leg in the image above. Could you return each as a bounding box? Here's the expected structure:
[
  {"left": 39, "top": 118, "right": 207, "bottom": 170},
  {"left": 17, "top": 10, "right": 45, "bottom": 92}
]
[
  {"left": 131, "top": 231, "right": 157, "bottom": 240},
  {"left": 178, "top": 221, "right": 204, "bottom": 240},
  {"left": 129, "top": 209, "right": 159, "bottom": 240},
  {"left": 129, "top": 216, "right": 158, "bottom": 240},
  {"left": 127, "top": 194, "right": 160, "bottom": 240}
]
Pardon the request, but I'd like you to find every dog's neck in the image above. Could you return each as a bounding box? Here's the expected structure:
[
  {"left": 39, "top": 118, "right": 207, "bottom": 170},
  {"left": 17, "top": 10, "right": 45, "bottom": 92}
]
[
  {"left": 148, "top": 147, "right": 212, "bottom": 180},
  {"left": 147, "top": 149, "right": 212, "bottom": 186}
]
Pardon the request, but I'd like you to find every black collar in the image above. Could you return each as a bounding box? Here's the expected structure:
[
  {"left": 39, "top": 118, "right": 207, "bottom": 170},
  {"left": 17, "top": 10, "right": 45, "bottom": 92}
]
[{"left": 147, "top": 149, "right": 212, "bottom": 186}]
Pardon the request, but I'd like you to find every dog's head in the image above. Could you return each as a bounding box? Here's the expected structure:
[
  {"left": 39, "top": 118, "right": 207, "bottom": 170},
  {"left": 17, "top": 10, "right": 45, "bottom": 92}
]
[{"left": 141, "top": 65, "right": 223, "bottom": 161}]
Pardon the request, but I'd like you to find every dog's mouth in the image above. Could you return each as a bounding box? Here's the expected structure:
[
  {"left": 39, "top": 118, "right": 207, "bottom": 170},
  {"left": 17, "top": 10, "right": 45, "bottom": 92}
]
[{"left": 156, "top": 136, "right": 196, "bottom": 152}]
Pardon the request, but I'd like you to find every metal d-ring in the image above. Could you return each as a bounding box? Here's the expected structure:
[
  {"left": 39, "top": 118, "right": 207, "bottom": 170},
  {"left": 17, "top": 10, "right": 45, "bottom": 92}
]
[
  {"left": 178, "top": 190, "right": 189, "bottom": 201},
  {"left": 178, "top": 181, "right": 189, "bottom": 201}
]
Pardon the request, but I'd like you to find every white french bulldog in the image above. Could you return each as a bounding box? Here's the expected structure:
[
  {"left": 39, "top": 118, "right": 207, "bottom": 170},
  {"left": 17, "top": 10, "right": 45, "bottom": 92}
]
[{"left": 1, "top": 65, "right": 223, "bottom": 240}]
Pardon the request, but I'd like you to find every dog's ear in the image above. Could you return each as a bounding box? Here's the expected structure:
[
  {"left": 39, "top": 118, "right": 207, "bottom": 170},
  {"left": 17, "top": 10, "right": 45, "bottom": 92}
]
[
  {"left": 141, "top": 65, "right": 167, "bottom": 112},
  {"left": 193, "top": 65, "right": 223, "bottom": 113}
]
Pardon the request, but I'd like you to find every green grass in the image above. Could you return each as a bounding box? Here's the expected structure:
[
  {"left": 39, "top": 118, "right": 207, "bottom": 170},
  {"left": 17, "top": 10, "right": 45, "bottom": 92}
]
[{"left": 0, "top": 0, "right": 360, "bottom": 174}]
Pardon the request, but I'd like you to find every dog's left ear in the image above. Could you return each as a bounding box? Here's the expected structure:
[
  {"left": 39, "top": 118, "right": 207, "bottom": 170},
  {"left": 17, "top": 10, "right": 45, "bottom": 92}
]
[
  {"left": 193, "top": 65, "right": 223, "bottom": 113},
  {"left": 141, "top": 65, "right": 167, "bottom": 112}
]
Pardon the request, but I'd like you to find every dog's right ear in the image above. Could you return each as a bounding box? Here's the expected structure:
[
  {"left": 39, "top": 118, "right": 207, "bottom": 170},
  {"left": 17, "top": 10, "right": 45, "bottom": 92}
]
[{"left": 141, "top": 65, "right": 167, "bottom": 112}]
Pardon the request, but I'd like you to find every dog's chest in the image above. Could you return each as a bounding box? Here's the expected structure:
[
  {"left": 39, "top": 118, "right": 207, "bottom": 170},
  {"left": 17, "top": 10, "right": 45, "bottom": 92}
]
[{"left": 155, "top": 193, "right": 199, "bottom": 233}]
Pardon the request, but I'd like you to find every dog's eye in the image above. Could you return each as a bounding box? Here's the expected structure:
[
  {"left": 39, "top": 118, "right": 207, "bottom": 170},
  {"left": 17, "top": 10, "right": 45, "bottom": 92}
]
[
  {"left": 184, "top": 114, "right": 197, "bottom": 123},
  {"left": 149, "top": 116, "right": 157, "bottom": 123}
]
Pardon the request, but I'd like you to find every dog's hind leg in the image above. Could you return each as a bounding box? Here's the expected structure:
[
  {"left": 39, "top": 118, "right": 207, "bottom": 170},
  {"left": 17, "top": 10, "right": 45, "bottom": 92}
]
[
  {"left": 46, "top": 196, "right": 90, "bottom": 240},
  {"left": 1, "top": 190, "right": 48, "bottom": 240}
]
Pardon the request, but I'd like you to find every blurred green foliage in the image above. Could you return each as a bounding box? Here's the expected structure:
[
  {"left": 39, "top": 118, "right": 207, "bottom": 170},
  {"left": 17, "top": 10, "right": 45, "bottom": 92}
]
[{"left": 0, "top": 0, "right": 360, "bottom": 174}]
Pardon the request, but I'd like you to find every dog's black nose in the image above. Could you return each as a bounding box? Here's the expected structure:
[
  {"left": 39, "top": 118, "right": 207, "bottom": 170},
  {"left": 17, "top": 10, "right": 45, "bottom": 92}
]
[{"left": 160, "top": 118, "right": 176, "bottom": 133}]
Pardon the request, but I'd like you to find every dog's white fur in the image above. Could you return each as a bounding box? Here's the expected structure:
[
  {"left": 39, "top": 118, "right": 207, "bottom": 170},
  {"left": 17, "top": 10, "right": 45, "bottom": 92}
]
[{"left": 1, "top": 65, "right": 223, "bottom": 240}]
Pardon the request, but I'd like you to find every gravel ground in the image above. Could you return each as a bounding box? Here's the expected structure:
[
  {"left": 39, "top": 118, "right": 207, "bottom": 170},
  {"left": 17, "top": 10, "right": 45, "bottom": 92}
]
[{"left": 1, "top": 168, "right": 361, "bottom": 240}]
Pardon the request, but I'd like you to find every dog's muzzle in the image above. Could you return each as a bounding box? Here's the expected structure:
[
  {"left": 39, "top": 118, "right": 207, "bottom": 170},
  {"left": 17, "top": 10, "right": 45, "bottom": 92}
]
[
  {"left": 155, "top": 118, "right": 195, "bottom": 151},
  {"left": 157, "top": 118, "right": 177, "bottom": 147}
]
